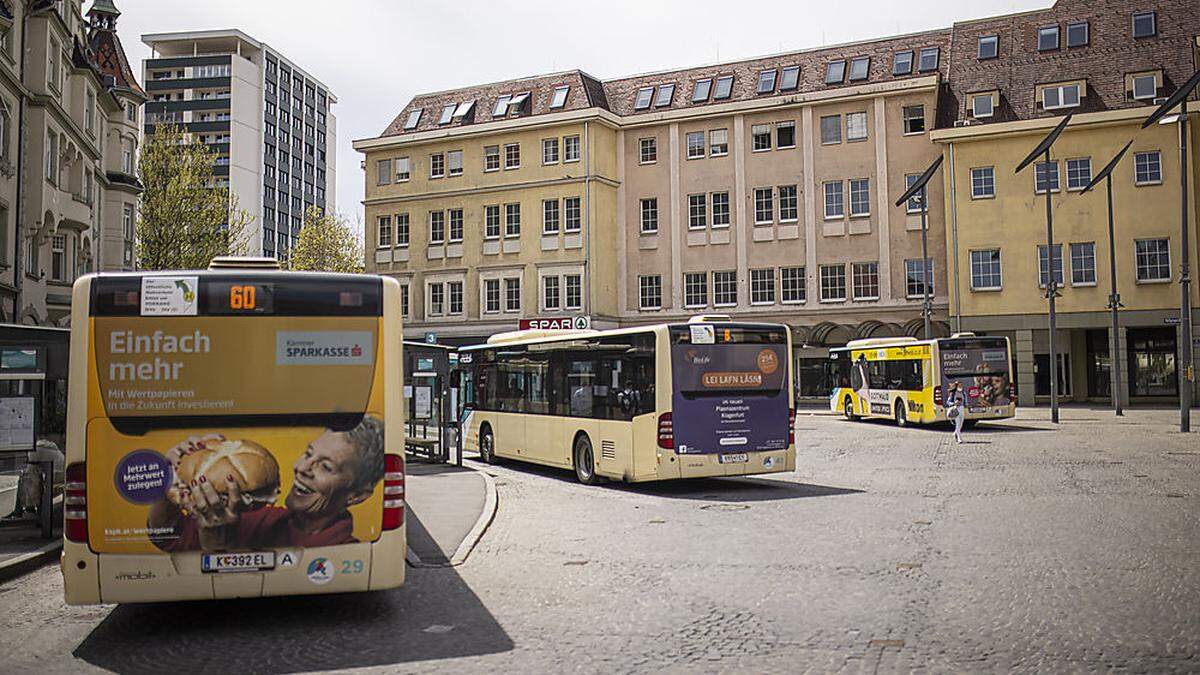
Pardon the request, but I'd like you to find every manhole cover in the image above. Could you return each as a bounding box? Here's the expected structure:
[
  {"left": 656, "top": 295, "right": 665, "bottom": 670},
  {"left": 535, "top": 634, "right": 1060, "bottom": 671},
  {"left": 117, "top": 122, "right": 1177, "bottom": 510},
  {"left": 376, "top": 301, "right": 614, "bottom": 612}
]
[{"left": 700, "top": 504, "right": 750, "bottom": 511}]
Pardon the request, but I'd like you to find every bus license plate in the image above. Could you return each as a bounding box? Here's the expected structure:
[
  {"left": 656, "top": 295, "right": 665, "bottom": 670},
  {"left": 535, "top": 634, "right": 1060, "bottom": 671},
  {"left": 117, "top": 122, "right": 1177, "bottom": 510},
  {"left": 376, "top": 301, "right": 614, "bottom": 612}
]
[
  {"left": 201, "top": 552, "right": 275, "bottom": 573},
  {"left": 719, "top": 453, "right": 749, "bottom": 464}
]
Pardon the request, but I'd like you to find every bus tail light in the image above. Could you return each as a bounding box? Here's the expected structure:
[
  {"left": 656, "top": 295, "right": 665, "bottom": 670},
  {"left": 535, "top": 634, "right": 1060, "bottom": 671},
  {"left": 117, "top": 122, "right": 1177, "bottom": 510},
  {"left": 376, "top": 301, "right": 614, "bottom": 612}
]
[
  {"left": 657, "top": 413, "right": 674, "bottom": 449},
  {"left": 933, "top": 386, "right": 943, "bottom": 407},
  {"left": 788, "top": 408, "right": 796, "bottom": 445},
  {"left": 382, "top": 454, "right": 405, "bottom": 531},
  {"left": 1009, "top": 382, "right": 1016, "bottom": 400},
  {"left": 65, "top": 462, "right": 88, "bottom": 543}
]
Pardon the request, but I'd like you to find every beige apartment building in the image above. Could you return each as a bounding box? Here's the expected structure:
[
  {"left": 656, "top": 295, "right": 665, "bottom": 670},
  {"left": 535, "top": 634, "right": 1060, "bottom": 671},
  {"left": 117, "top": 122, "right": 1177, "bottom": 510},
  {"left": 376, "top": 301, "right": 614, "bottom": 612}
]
[{"left": 0, "top": 0, "right": 144, "bottom": 327}]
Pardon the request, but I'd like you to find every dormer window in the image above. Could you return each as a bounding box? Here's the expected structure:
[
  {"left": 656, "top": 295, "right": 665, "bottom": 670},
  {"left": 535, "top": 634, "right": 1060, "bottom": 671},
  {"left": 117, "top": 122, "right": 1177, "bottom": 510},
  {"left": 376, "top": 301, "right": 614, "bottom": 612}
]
[
  {"left": 550, "top": 86, "right": 570, "bottom": 109},
  {"left": 654, "top": 84, "right": 675, "bottom": 107},
  {"left": 1132, "top": 11, "right": 1156, "bottom": 38},
  {"left": 971, "top": 92, "right": 996, "bottom": 118},
  {"left": 1041, "top": 82, "right": 1082, "bottom": 110},
  {"left": 756, "top": 69, "right": 777, "bottom": 94},
  {"left": 1038, "top": 26, "right": 1060, "bottom": 51},
  {"left": 848, "top": 56, "right": 870, "bottom": 82},
  {"left": 451, "top": 99, "right": 475, "bottom": 120},
  {"left": 779, "top": 66, "right": 800, "bottom": 91},
  {"left": 438, "top": 104, "right": 455, "bottom": 125},
  {"left": 917, "top": 47, "right": 939, "bottom": 72},
  {"left": 692, "top": 78, "right": 712, "bottom": 102},
  {"left": 634, "top": 87, "right": 654, "bottom": 110},
  {"left": 978, "top": 35, "right": 998, "bottom": 59},
  {"left": 825, "top": 60, "right": 846, "bottom": 84},
  {"left": 713, "top": 76, "right": 734, "bottom": 100},
  {"left": 1130, "top": 72, "right": 1160, "bottom": 100},
  {"left": 492, "top": 94, "right": 511, "bottom": 117},
  {"left": 1066, "top": 21, "right": 1089, "bottom": 47},
  {"left": 893, "top": 51, "right": 913, "bottom": 75},
  {"left": 506, "top": 92, "right": 530, "bottom": 116}
]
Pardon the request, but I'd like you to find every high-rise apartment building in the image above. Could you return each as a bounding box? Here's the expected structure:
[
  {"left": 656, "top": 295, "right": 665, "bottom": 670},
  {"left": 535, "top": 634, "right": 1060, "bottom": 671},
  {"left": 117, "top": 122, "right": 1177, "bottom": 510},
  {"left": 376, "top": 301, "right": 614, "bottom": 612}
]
[{"left": 141, "top": 30, "right": 337, "bottom": 261}]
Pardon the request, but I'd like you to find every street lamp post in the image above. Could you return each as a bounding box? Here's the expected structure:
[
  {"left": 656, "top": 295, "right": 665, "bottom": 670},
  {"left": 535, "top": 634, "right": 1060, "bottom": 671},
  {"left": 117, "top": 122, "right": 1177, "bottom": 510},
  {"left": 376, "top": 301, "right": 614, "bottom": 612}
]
[{"left": 895, "top": 156, "right": 944, "bottom": 341}]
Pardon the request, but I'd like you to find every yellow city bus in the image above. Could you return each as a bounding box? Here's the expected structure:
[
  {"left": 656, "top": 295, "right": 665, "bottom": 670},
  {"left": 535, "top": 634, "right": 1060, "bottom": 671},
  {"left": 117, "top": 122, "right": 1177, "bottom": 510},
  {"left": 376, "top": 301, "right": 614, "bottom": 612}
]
[
  {"left": 61, "top": 261, "right": 406, "bottom": 604},
  {"left": 459, "top": 318, "right": 796, "bottom": 483},
  {"left": 829, "top": 334, "right": 1015, "bottom": 426}
]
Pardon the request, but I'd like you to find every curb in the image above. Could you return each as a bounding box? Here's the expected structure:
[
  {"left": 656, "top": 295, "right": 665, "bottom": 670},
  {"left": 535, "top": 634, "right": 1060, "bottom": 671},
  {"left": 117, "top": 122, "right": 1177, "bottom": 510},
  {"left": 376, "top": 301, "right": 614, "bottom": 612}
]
[
  {"left": 405, "top": 461, "right": 498, "bottom": 569},
  {"left": 0, "top": 539, "right": 61, "bottom": 584}
]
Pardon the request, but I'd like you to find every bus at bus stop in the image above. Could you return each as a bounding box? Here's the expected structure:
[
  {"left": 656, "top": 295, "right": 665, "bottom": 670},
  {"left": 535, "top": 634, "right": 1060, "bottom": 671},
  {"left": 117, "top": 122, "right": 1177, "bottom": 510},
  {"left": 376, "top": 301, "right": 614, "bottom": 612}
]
[
  {"left": 458, "top": 316, "right": 796, "bottom": 484},
  {"left": 61, "top": 260, "right": 406, "bottom": 605}
]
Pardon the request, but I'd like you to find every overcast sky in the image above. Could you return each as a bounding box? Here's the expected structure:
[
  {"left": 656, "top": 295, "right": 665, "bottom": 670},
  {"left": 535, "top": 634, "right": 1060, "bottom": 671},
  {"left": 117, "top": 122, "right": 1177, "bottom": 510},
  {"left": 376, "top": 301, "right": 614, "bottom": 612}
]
[{"left": 110, "top": 0, "right": 1050, "bottom": 224}]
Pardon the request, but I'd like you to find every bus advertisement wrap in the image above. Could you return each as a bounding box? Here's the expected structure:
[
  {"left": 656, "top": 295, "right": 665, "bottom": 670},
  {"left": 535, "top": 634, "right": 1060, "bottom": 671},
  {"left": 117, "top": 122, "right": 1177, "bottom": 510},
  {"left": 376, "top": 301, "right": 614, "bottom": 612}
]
[
  {"left": 670, "top": 343, "right": 789, "bottom": 454},
  {"left": 939, "top": 346, "right": 1011, "bottom": 409}
]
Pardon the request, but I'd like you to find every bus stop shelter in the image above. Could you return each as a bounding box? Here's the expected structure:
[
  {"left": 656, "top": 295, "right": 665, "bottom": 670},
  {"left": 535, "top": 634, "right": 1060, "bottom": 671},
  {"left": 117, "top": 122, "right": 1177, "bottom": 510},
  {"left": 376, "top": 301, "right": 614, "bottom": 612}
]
[{"left": 403, "top": 341, "right": 460, "bottom": 464}]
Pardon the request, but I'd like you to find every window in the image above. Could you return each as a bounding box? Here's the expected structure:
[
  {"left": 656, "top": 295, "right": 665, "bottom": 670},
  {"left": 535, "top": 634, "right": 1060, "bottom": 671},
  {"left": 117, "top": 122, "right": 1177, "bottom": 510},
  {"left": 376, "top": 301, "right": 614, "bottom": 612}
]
[
  {"left": 781, "top": 267, "right": 805, "bottom": 303},
  {"left": 565, "top": 275, "right": 582, "bottom": 309},
  {"left": 484, "top": 145, "right": 500, "bottom": 171},
  {"left": 905, "top": 259, "right": 934, "bottom": 298},
  {"left": 447, "top": 150, "right": 463, "bottom": 176},
  {"left": 820, "top": 115, "right": 842, "bottom": 144},
  {"left": 692, "top": 78, "right": 712, "bottom": 102},
  {"left": 543, "top": 275, "right": 561, "bottom": 310},
  {"left": 971, "top": 93, "right": 994, "bottom": 118},
  {"left": 563, "top": 135, "right": 581, "bottom": 162},
  {"left": 505, "top": 203, "right": 521, "bottom": 237},
  {"left": 428, "top": 283, "right": 445, "bottom": 316},
  {"left": 852, "top": 262, "right": 879, "bottom": 300},
  {"left": 820, "top": 265, "right": 846, "bottom": 302},
  {"left": 449, "top": 281, "right": 464, "bottom": 315},
  {"left": 713, "top": 76, "right": 734, "bottom": 100},
  {"left": 399, "top": 285, "right": 410, "bottom": 317},
  {"left": 492, "top": 95, "right": 511, "bottom": 117},
  {"left": 1132, "top": 11, "right": 1156, "bottom": 38},
  {"left": 1070, "top": 242, "right": 1096, "bottom": 285},
  {"left": 684, "top": 272, "right": 708, "bottom": 308},
  {"left": 1038, "top": 244, "right": 1064, "bottom": 287},
  {"left": 1035, "top": 161, "right": 1060, "bottom": 193},
  {"left": 1042, "top": 83, "right": 1081, "bottom": 110},
  {"left": 377, "top": 215, "right": 393, "bottom": 247},
  {"left": 1134, "top": 151, "right": 1162, "bottom": 184},
  {"left": 825, "top": 60, "right": 846, "bottom": 84},
  {"left": 751, "top": 124, "right": 771, "bottom": 151},
  {"left": 713, "top": 271, "right": 737, "bottom": 306},
  {"left": 849, "top": 178, "right": 870, "bottom": 217},
  {"left": 448, "top": 209, "right": 464, "bottom": 242},
  {"left": 780, "top": 66, "right": 800, "bottom": 91},
  {"left": 688, "top": 194, "right": 707, "bottom": 229},
  {"left": 45, "top": 131, "right": 58, "bottom": 183},
  {"left": 1132, "top": 74, "right": 1158, "bottom": 100},
  {"left": 1135, "top": 238, "right": 1170, "bottom": 281},
  {"left": 429, "top": 210, "right": 446, "bottom": 244},
  {"left": 438, "top": 104, "right": 456, "bottom": 125},
  {"left": 543, "top": 199, "right": 560, "bottom": 234},
  {"left": 918, "top": 47, "right": 939, "bottom": 72},
  {"left": 430, "top": 153, "right": 445, "bottom": 178},
  {"left": 564, "top": 197, "right": 581, "bottom": 232},
  {"left": 970, "top": 249, "right": 1002, "bottom": 290},
  {"left": 484, "top": 279, "right": 501, "bottom": 313},
  {"left": 505, "top": 277, "right": 521, "bottom": 312},
  {"left": 978, "top": 35, "right": 999, "bottom": 59},
  {"left": 824, "top": 181, "right": 844, "bottom": 219},
  {"left": 85, "top": 89, "right": 95, "bottom": 133},
  {"left": 640, "top": 198, "right": 658, "bottom": 233},
  {"left": 1067, "top": 21, "right": 1089, "bottom": 47},
  {"left": 709, "top": 128, "right": 729, "bottom": 155},
  {"left": 757, "top": 69, "right": 777, "bottom": 94},
  {"left": 776, "top": 121, "right": 796, "bottom": 148},
  {"left": 779, "top": 185, "right": 798, "bottom": 222},
  {"left": 686, "top": 131, "right": 705, "bottom": 159},
  {"left": 1038, "top": 26, "right": 1060, "bottom": 51},
  {"left": 846, "top": 112, "right": 868, "bottom": 141},
  {"left": 711, "top": 192, "right": 730, "bottom": 227},
  {"left": 396, "top": 213, "right": 410, "bottom": 246},
  {"left": 485, "top": 205, "right": 501, "bottom": 239},
  {"left": 504, "top": 143, "right": 520, "bottom": 169},
  {"left": 903, "top": 105, "right": 925, "bottom": 134},
  {"left": 391, "top": 156, "right": 410, "bottom": 182},
  {"left": 122, "top": 205, "right": 134, "bottom": 266},
  {"left": 634, "top": 87, "right": 654, "bottom": 110},
  {"left": 655, "top": 84, "right": 675, "bottom": 107},
  {"left": 51, "top": 234, "right": 66, "bottom": 281},
  {"left": 543, "top": 138, "right": 560, "bottom": 165},
  {"left": 1066, "top": 158, "right": 1092, "bottom": 190},
  {"left": 377, "top": 159, "right": 392, "bottom": 185},
  {"left": 753, "top": 188, "right": 773, "bottom": 224},
  {"left": 848, "top": 57, "right": 870, "bottom": 82},
  {"left": 750, "top": 269, "right": 776, "bottom": 304},
  {"left": 971, "top": 167, "right": 995, "bottom": 198},
  {"left": 639, "top": 275, "right": 662, "bottom": 310},
  {"left": 893, "top": 51, "right": 913, "bottom": 76},
  {"left": 639, "top": 137, "right": 657, "bottom": 164},
  {"left": 550, "top": 86, "right": 570, "bottom": 109}
]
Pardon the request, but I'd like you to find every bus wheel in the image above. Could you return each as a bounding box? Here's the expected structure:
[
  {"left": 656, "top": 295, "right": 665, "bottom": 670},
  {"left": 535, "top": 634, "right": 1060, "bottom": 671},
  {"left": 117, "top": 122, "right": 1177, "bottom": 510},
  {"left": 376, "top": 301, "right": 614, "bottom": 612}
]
[
  {"left": 479, "top": 426, "right": 496, "bottom": 464},
  {"left": 843, "top": 396, "right": 857, "bottom": 421},
  {"left": 963, "top": 419, "right": 978, "bottom": 430},
  {"left": 573, "top": 435, "right": 600, "bottom": 485},
  {"left": 894, "top": 400, "right": 908, "bottom": 427}
]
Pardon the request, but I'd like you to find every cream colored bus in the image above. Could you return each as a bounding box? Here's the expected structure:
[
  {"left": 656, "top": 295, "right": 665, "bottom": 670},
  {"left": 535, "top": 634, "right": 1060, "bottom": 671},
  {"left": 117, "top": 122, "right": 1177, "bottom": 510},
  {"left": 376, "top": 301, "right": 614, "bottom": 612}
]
[
  {"left": 459, "top": 318, "right": 796, "bottom": 484},
  {"left": 62, "top": 261, "right": 406, "bottom": 604}
]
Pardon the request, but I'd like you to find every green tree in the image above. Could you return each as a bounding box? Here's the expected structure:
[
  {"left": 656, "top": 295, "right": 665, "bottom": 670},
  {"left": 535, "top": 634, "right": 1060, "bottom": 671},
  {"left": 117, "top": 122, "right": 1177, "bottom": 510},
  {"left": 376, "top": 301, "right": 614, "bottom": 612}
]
[
  {"left": 136, "top": 123, "right": 251, "bottom": 270},
  {"left": 288, "top": 207, "right": 364, "bottom": 273}
]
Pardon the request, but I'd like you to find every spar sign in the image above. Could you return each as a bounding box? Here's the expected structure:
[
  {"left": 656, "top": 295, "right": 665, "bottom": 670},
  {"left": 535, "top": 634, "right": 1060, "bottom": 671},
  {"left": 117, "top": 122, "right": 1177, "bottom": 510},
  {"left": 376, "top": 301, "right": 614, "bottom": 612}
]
[{"left": 518, "top": 316, "right": 591, "bottom": 330}]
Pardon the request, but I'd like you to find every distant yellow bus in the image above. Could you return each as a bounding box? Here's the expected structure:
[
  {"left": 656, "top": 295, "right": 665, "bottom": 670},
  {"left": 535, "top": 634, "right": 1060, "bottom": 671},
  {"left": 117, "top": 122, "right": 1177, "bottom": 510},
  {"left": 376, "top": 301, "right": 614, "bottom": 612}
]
[
  {"left": 459, "top": 318, "right": 796, "bottom": 483},
  {"left": 829, "top": 334, "right": 1015, "bottom": 426},
  {"left": 62, "top": 263, "right": 406, "bottom": 605}
]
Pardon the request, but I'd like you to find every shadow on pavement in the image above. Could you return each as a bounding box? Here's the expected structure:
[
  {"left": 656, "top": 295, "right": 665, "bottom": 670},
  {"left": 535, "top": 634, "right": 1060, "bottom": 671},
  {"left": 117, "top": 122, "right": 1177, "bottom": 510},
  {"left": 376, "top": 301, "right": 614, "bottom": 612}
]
[
  {"left": 618, "top": 476, "right": 864, "bottom": 502},
  {"left": 407, "top": 506, "right": 450, "bottom": 565},
  {"left": 72, "top": 550, "right": 513, "bottom": 674}
]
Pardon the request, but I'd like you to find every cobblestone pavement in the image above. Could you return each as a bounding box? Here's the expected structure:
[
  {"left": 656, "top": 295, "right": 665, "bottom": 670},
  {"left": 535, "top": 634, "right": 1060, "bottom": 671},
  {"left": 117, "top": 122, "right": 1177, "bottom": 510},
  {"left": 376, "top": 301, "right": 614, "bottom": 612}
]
[{"left": 2, "top": 407, "right": 1198, "bottom": 673}]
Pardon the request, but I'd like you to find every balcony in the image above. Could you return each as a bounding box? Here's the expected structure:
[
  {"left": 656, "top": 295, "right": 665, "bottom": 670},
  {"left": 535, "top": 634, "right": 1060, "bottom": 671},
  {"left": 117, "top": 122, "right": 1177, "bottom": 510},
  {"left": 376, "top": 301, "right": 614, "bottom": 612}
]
[{"left": 146, "top": 76, "right": 232, "bottom": 92}]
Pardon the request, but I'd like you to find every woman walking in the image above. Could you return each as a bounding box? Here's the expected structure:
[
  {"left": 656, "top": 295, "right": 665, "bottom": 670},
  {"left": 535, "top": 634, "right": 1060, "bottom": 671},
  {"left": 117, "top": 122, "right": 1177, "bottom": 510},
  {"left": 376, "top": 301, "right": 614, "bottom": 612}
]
[{"left": 947, "top": 381, "right": 966, "bottom": 443}]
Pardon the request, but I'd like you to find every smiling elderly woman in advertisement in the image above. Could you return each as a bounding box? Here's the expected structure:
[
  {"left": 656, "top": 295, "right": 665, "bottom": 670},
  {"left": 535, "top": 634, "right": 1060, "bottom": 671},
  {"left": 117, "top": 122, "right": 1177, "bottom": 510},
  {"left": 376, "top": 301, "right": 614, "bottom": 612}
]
[{"left": 147, "top": 416, "right": 385, "bottom": 552}]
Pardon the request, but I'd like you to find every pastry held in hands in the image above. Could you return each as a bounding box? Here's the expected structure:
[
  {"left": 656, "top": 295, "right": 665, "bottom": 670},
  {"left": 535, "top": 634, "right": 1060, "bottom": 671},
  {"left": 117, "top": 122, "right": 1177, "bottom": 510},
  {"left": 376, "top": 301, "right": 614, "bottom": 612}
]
[{"left": 175, "top": 438, "right": 281, "bottom": 510}]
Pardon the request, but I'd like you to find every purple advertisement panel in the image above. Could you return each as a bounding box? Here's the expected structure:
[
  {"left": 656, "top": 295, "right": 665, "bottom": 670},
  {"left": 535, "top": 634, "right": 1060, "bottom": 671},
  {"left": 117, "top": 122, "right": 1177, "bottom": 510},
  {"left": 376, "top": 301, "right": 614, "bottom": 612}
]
[
  {"left": 940, "top": 342, "right": 1012, "bottom": 409},
  {"left": 670, "top": 342, "right": 789, "bottom": 454}
]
